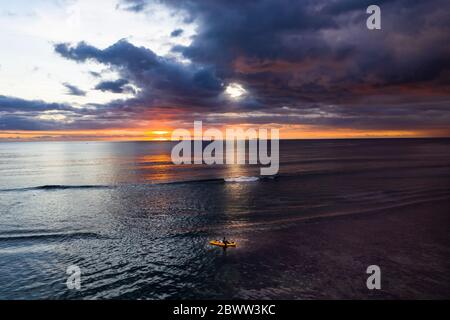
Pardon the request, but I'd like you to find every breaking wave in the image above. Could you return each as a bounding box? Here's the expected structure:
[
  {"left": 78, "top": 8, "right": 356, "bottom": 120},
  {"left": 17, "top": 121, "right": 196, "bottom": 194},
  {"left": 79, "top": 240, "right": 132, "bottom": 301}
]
[
  {"left": 224, "top": 176, "right": 260, "bottom": 182},
  {"left": 0, "top": 185, "right": 112, "bottom": 192}
]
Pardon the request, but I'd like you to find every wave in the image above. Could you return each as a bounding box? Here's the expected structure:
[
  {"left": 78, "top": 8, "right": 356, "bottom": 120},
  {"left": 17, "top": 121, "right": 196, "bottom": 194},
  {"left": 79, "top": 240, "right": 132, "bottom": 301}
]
[
  {"left": 0, "top": 184, "right": 112, "bottom": 192},
  {"left": 0, "top": 231, "right": 105, "bottom": 242},
  {"left": 224, "top": 176, "right": 259, "bottom": 182},
  {"left": 165, "top": 178, "right": 225, "bottom": 185},
  {"left": 0, "top": 176, "right": 279, "bottom": 192}
]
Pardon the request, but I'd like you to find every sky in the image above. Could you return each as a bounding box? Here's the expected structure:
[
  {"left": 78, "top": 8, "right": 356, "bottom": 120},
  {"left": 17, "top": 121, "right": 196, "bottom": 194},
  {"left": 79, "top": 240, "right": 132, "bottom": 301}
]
[{"left": 0, "top": 0, "right": 449, "bottom": 141}]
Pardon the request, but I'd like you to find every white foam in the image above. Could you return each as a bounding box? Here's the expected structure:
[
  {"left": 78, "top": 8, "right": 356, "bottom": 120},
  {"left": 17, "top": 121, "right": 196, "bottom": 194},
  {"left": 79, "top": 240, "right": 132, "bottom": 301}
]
[{"left": 224, "top": 176, "right": 259, "bottom": 182}]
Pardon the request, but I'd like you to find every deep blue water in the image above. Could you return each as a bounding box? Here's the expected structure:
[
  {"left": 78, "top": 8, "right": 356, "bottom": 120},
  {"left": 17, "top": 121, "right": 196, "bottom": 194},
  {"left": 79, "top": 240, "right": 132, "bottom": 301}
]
[{"left": 0, "top": 139, "right": 449, "bottom": 299}]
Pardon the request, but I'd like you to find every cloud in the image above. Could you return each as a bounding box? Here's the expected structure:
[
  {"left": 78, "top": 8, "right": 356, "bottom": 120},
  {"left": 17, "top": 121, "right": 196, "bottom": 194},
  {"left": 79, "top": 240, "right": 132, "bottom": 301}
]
[
  {"left": 55, "top": 39, "right": 226, "bottom": 109},
  {"left": 170, "top": 28, "right": 183, "bottom": 37},
  {"left": 63, "top": 83, "right": 87, "bottom": 96},
  {"left": 89, "top": 71, "right": 102, "bottom": 78},
  {"left": 94, "top": 79, "right": 136, "bottom": 94},
  {"left": 0, "top": 95, "right": 73, "bottom": 112},
  {"left": 117, "top": 0, "right": 148, "bottom": 12},
  {"left": 114, "top": 1, "right": 450, "bottom": 116},
  {"left": 166, "top": 0, "right": 450, "bottom": 89},
  {"left": 0, "top": 95, "right": 75, "bottom": 130}
]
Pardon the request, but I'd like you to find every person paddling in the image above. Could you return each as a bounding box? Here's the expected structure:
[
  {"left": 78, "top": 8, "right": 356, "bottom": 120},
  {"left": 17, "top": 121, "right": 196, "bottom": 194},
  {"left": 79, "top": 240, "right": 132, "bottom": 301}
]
[{"left": 222, "top": 237, "right": 229, "bottom": 246}]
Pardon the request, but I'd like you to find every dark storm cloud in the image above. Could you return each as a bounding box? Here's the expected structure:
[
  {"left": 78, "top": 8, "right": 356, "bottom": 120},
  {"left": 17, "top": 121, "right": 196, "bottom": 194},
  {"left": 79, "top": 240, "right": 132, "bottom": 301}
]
[
  {"left": 0, "top": 95, "right": 73, "bottom": 112},
  {"left": 0, "top": 114, "right": 52, "bottom": 130},
  {"left": 0, "top": 95, "right": 137, "bottom": 131},
  {"left": 63, "top": 83, "right": 86, "bottom": 96},
  {"left": 0, "top": 114, "right": 76, "bottom": 131},
  {"left": 55, "top": 39, "right": 226, "bottom": 109},
  {"left": 116, "top": 0, "right": 450, "bottom": 97},
  {"left": 323, "top": 0, "right": 393, "bottom": 15},
  {"left": 169, "top": 0, "right": 337, "bottom": 69},
  {"left": 94, "top": 79, "right": 136, "bottom": 94},
  {"left": 166, "top": 0, "right": 450, "bottom": 88}
]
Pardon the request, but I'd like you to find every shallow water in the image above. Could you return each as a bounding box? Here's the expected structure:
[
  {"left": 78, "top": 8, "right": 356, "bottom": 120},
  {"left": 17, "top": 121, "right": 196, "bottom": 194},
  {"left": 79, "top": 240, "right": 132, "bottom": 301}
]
[{"left": 0, "top": 139, "right": 449, "bottom": 299}]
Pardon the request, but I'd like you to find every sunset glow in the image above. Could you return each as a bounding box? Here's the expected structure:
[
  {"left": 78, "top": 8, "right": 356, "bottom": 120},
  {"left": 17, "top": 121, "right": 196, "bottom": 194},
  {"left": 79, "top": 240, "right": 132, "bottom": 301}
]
[{"left": 1, "top": 126, "right": 447, "bottom": 142}]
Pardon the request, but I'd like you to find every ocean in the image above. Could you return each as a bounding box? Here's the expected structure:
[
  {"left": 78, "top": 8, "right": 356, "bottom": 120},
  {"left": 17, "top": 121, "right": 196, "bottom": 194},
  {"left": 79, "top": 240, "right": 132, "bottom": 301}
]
[{"left": 1, "top": 139, "right": 449, "bottom": 299}]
